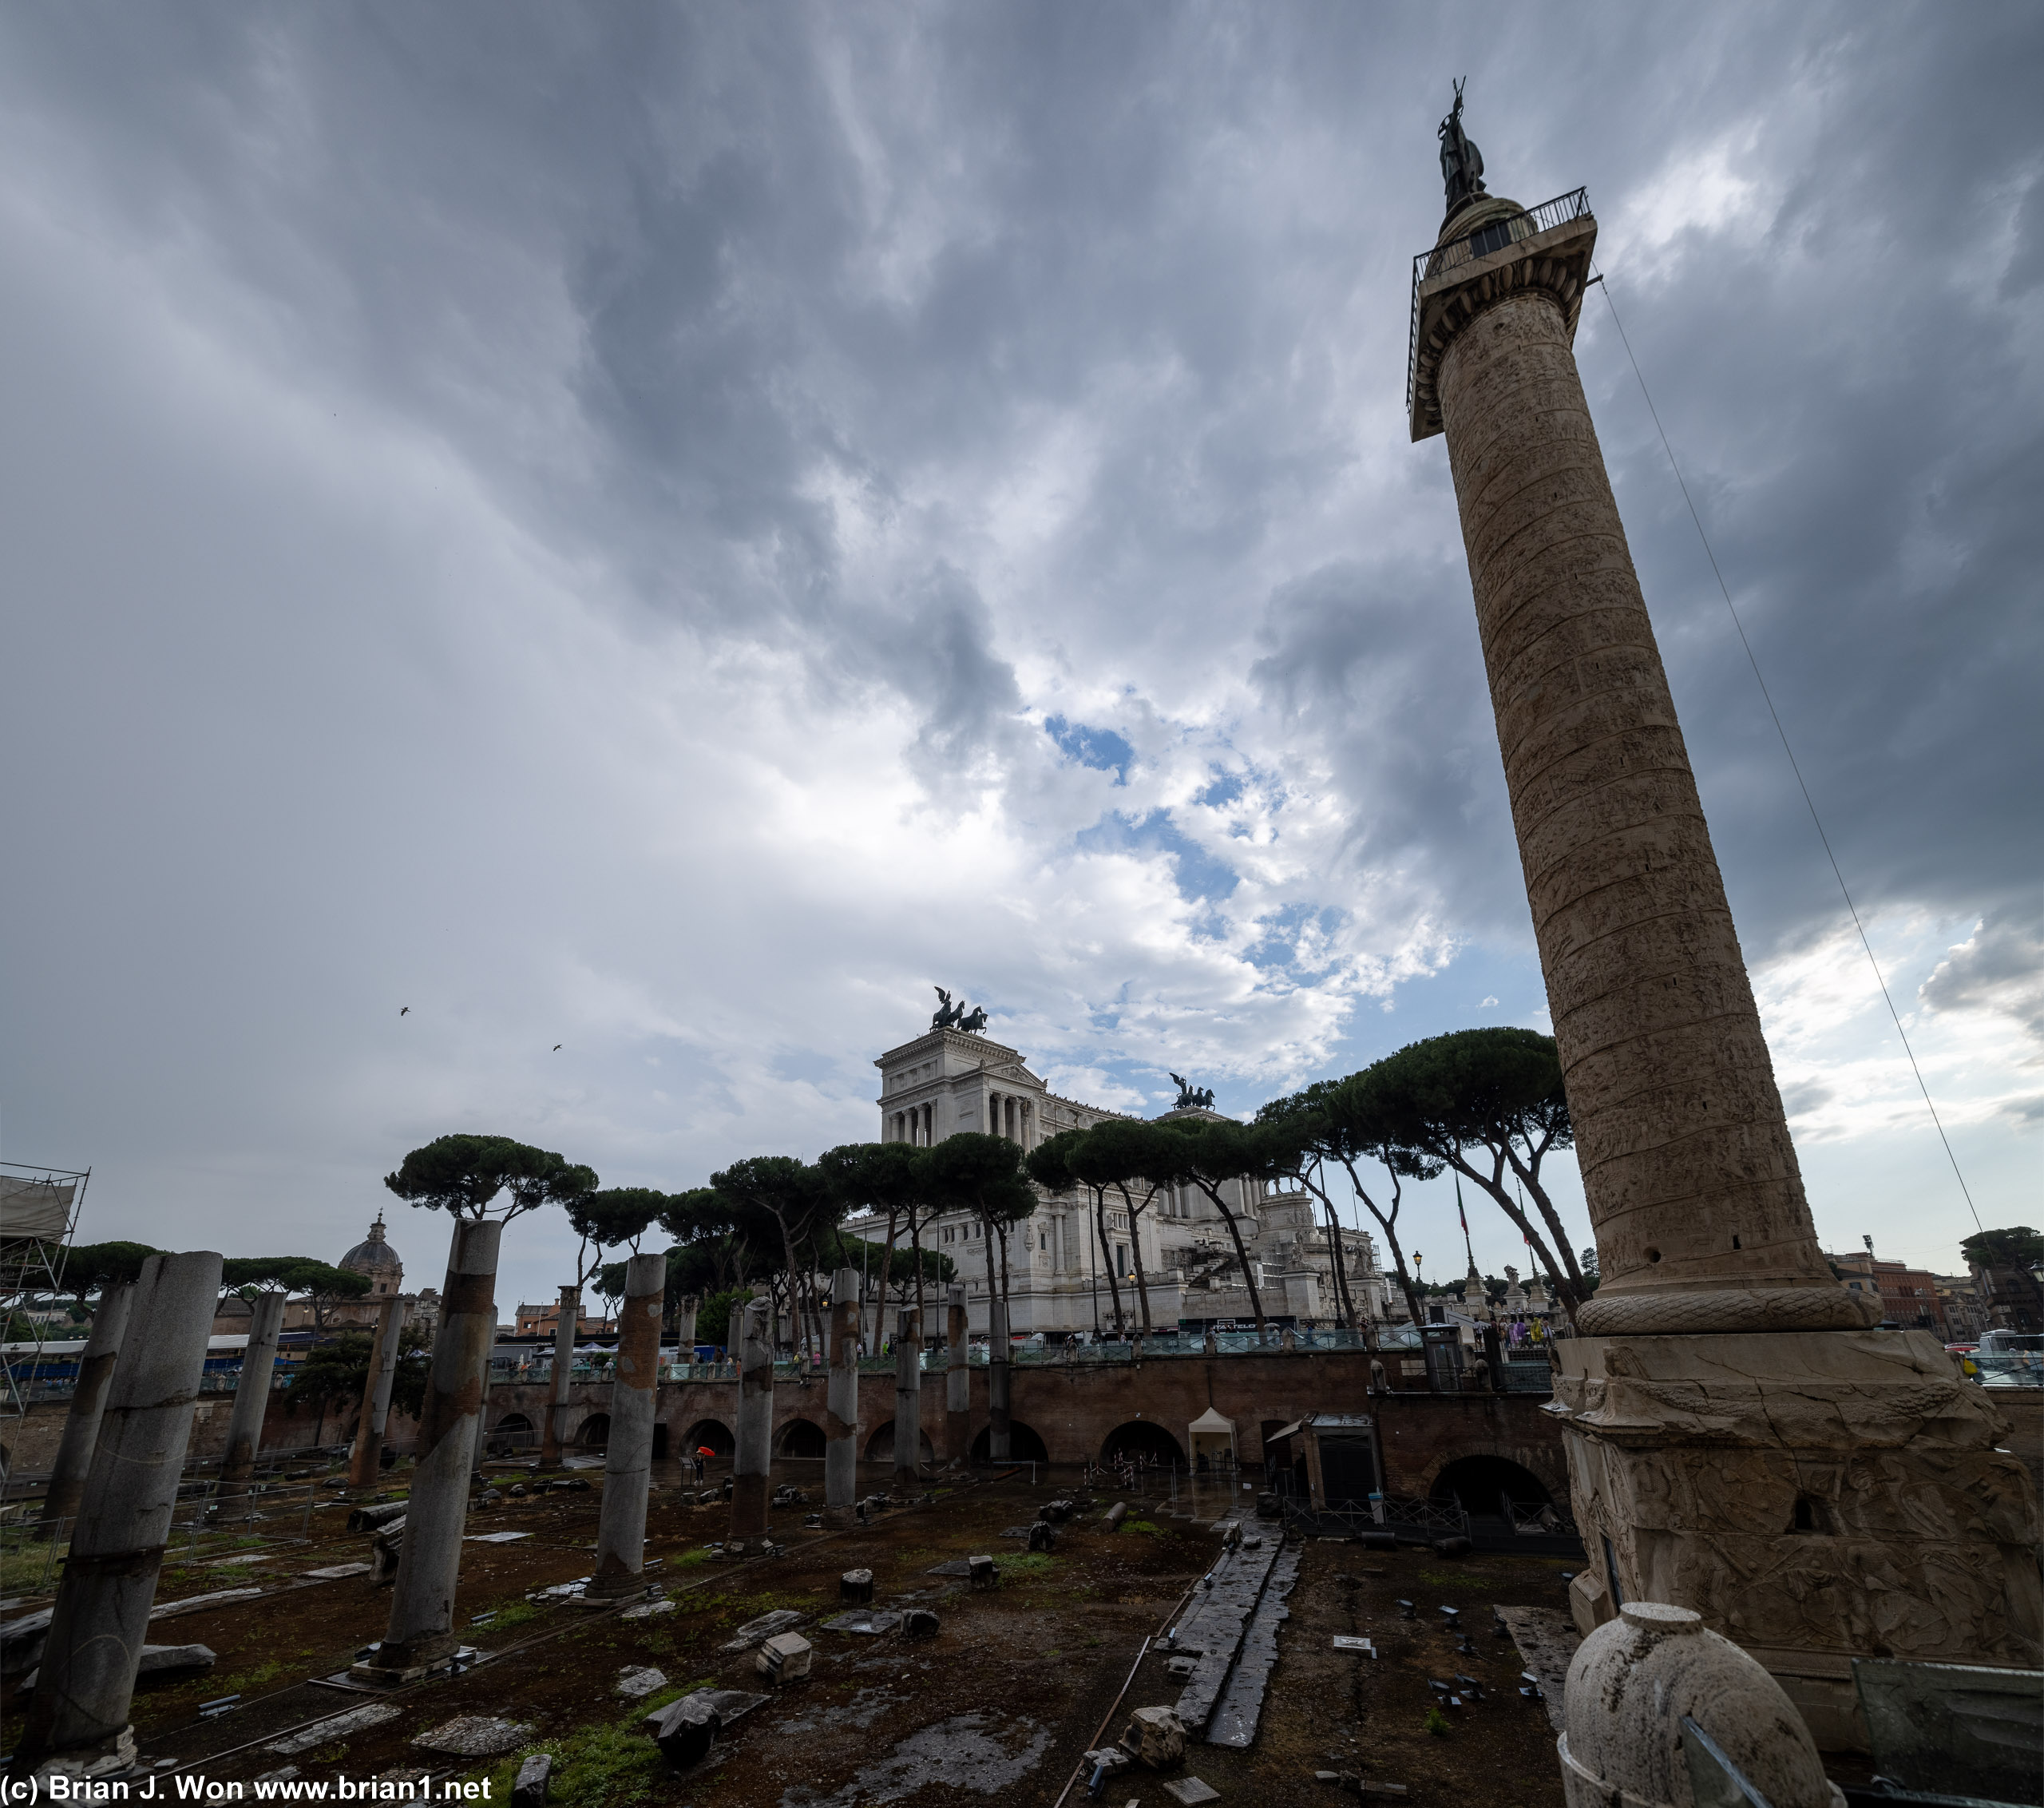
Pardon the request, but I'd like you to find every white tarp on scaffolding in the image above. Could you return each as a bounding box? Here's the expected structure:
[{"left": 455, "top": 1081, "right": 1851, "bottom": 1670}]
[{"left": 0, "top": 1177, "right": 74, "bottom": 1243}]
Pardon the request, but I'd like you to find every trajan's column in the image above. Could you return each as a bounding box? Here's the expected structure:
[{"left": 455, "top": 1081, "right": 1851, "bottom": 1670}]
[{"left": 1407, "top": 89, "right": 2038, "bottom": 1745}]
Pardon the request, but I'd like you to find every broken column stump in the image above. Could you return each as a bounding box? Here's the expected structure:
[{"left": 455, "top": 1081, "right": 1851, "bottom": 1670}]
[
  {"left": 967, "top": 1555, "right": 997, "bottom": 1590},
  {"left": 510, "top": 1753, "right": 553, "bottom": 1806},
  {"left": 1120, "top": 1705, "right": 1187, "bottom": 1769},
  {"left": 755, "top": 1632, "right": 812, "bottom": 1685},
  {"left": 840, "top": 1568, "right": 873, "bottom": 1604},
  {"left": 648, "top": 1694, "right": 719, "bottom": 1769}
]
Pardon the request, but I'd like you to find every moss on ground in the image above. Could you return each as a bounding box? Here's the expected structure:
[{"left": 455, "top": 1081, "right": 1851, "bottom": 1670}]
[{"left": 479, "top": 1675, "right": 715, "bottom": 1808}]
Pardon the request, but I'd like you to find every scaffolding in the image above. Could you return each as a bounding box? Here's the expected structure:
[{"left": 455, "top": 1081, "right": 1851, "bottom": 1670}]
[{"left": 0, "top": 1160, "right": 89, "bottom": 1422}]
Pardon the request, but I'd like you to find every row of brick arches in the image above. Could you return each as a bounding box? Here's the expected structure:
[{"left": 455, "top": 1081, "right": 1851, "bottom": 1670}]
[
  {"left": 481, "top": 1410, "right": 1555, "bottom": 1511},
  {"left": 491, "top": 1412, "right": 1160, "bottom": 1469}
]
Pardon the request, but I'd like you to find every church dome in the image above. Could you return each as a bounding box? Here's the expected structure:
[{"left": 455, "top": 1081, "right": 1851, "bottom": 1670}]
[{"left": 341, "top": 1215, "right": 403, "bottom": 1279}]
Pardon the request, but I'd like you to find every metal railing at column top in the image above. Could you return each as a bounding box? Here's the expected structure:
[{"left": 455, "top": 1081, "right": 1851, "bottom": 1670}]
[{"left": 1407, "top": 187, "right": 1592, "bottom": 414}]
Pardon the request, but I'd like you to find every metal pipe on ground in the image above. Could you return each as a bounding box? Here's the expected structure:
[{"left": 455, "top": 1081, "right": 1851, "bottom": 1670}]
[
  {"left": 353, "top": 1216, "right": 501, "bottom": 1683},
  {"left": 7, "top": 1250, "right": 223, "bottom": 1781},
  {"left": 824, "top": 1269, "right": 858, "bottom": 1527},
  {"left": 945, "top": 1283, "right": 969, "bottom": 1464},
  {"left": 729, "top": 1300, "right": 773, "bottom": 1548},
  {"left": 540, "top": 1283, "right": 578, "bottom": 1465},
  {"left": 347, "top": 1295, "right": 410, "bottom": 1489},
  {"left": 893, "top": 1308, "right": 922, "bottom": 1484},
  {"left": 37, "top": 1281, "right": 135, "bottom": 1536},
  {"left": 585, "top": 1251, "right": 666, "bottom": 1599}
]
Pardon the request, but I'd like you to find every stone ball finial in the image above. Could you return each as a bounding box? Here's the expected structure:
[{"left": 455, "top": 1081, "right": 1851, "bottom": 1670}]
[{"left": 1558, "top": 1602, "right": 1839, "bottom": 1808}]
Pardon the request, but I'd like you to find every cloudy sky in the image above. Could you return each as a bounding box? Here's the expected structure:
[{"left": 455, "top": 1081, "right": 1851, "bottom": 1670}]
[{"left": 3, "top": 2, "right": 2038, "bottom": 1314}]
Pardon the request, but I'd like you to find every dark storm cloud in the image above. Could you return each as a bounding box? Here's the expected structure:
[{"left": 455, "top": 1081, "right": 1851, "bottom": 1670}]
[
  {"left": 1922, "top": 908, "right": 2044, "bottom": 1042},
  {"left": 2, "top": 1, "right": 2039, "bottom": 1295}
]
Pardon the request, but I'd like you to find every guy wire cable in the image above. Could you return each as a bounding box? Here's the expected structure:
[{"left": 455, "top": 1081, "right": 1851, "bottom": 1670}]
[{"left": 1587, "top": 260, "right": 1981, "bottom": 1231}]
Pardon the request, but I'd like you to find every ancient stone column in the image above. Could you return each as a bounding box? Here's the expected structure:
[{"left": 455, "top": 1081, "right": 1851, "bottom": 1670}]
[
  {"left": 37, "top": 1282, "right": 134, "bottom": 1536},
  {"left": 541, "top": 1283, "right": 579, "bottom": 1465},
  {"left": 986, "top": 1296, "right": 1012, "bottom": 1462},
  {"left": 1416, "top": 212, "right": 1852, "bottom": 1332},
  {"left": 671, "top": 1291, "right": 699, "bottom": 1351},
  {"left": 216, "top": 1290, "right": 285, "bottom": 1509},
  {"left": 1407, "top": 164, "right": 2041, "bottom": 1743},
  {"left": 893, "top": 1306, "right": 922, "bottom": 1483},
  {"left": 348, "top": 1295, "right": 410, "bottom": 1488},
  {"left": 728, "top": 1299, "right": 773, "bottom": 1548},
  {"left": 8, "top": 1251, "right": 221, "bottom": 1779},
  {"left": 823, "top": 1268, "right": 859, "bottom": 1528},
  {"left": 585, "top": 1251, "right": 665, "bottom": 1600},
  {"left": 354, "top": 1216, "right": 500, "bottom": 1683},
  {"left": 944, "top": 1282, "right": 969, "bottom": 1464}
]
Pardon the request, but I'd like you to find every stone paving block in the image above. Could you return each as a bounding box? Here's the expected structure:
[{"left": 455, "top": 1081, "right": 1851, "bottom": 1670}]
[
  {"left": 264, "top": 1703, "right": 401, "bottom": 1755},
  {"left": 411, "top": 1715, "right": 532, "bottom": 1757},
  {"left": 822, "top": 1611, "right": 902, "bottom": 1636},
  {"left": 720, "top": 1608, "right": 805, "bottom": 1652}
]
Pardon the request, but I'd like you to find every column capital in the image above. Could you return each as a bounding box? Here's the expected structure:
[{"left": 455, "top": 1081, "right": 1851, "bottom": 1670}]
[{"left": 1408, "top": 190, "right": 1597, "bottom": 442}]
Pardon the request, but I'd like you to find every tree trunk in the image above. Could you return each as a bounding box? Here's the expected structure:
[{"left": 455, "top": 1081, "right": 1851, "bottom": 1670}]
[
  {"left": 1293, "top": 1167, "right": 1358, "bottom": 1330},
  {"left": 1499, "top": 1142, "right": 1590, "bottom": 1299},
  {"left": 1093, "top": 1191, "right": 1124, "bottom": 1332},
  {"left": 1194, "top": 1181, "right": 1267, "bottom": 1343},
  {"left": 1454, "top": 1151, "right": 1580, "bottom": 1331},
  {"left": 1337, "top": 1157, "right": 1428, "bottom": 1334},
  {"left": 877, "top": 1209, "right": 899, "bottom": 1352},
  {"left": 910, "top": 1215, "right": 927, "bottom": 1346},
  {"left": 1117, "top": 1187, "right": 1155, "bottom": 1331}
]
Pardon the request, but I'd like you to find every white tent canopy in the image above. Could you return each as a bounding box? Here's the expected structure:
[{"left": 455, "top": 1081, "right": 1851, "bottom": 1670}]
[{"left": 0, "top": 1177, "right": 74, "bottom": 1243}]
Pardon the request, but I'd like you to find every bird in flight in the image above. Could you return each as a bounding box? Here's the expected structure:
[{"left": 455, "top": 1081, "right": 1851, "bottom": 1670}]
[
  {"left": 553, "top": 1044, "right": 562, "bottom": 1051},
  {"left": 400, "top": 1006, "right": 410, "bottom": 1016}
]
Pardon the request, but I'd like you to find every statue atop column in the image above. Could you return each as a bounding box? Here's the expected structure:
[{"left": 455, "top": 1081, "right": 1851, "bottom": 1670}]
[{"left": 1438, "top": 77, "right": 1487, "bottom": 219}]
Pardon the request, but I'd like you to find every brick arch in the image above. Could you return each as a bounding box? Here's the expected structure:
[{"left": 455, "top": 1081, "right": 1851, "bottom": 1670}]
[
  {"left": 1100, "top": 1420, "right": 1185, "bottom": 1468},
  {"left": 1412, "top": 1442, "right": 1566, "bottom": 1506},
  {"left": 776, "top": 1417, "right": 826, "bottom": 1460},
  {"left": 680, "top": 1417, "right": 734, "bottom": 1457},
  {"left": 864, "top": 1421, "right": 935, "bottom": 1465},
  {"left": 969, "top": 1421, "right": 1049, "bottom": 1464}
]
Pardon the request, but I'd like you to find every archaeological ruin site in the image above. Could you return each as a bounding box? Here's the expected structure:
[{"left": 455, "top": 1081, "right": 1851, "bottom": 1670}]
[{"left": 3, "top": 90, "right": 2038, "bottom": 1808}]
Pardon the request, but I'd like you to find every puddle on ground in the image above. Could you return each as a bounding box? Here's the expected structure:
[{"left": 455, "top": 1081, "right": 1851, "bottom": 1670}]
[
  {"left": 779, "top": 1686, "right": 903, "bottom": 1735},
  {"left": 781, "top": 1711, "right": 1052, "bottom": 1807}
]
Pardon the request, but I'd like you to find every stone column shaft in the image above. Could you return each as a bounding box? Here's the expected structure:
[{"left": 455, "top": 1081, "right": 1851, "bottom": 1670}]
[
  {"left": 357, "top": 1216, "right": 500, "bottom": 1680},
  {"left": 671, "top": 1292, "right": 699, "bottom": 1350},
  {"left": 729, "top": 1300, "right": 773, "bottom": 1545},
  {"left": 1433, "top": 278, "right": 1863, "bottom": 1336},
  {"left": 987, "top": 1297, "right": 1011, "bottom": 1462},
  {"left": 944, "top": 1283, "right": 969, "bottom": 1464},
  {"left": 824, "top": 1269, "right": 859, "bottom": 1525},
  {"left": 348, "top": 1295, "right": 410, "bottom": 1488},
  {"left": 541, "top": 1283, "right": 579, "bottom": 1465},
  {"left": 10, "top": 1251, "right": 222, "bottom": 1777},
  {"left": 893, "top": 1308, "right": 922, "bottom": 1481},
  {"left": 217, "top": 1290, "right": 285, "bottom": 1504},
  {"left": 1409, "top": 186, "right": 2040, "bottom": 1743},
  {"left": 587, "top": 1252, "right": 666, "bottom": 1598},
  {"left": 38, "top": 1282, "right": 134, "bottom": 1536}
]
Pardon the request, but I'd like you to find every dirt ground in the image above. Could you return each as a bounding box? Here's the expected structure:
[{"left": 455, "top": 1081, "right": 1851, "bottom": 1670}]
[{"left": 5, "top": 1457, "right": 1581, "bottom": 1806}]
